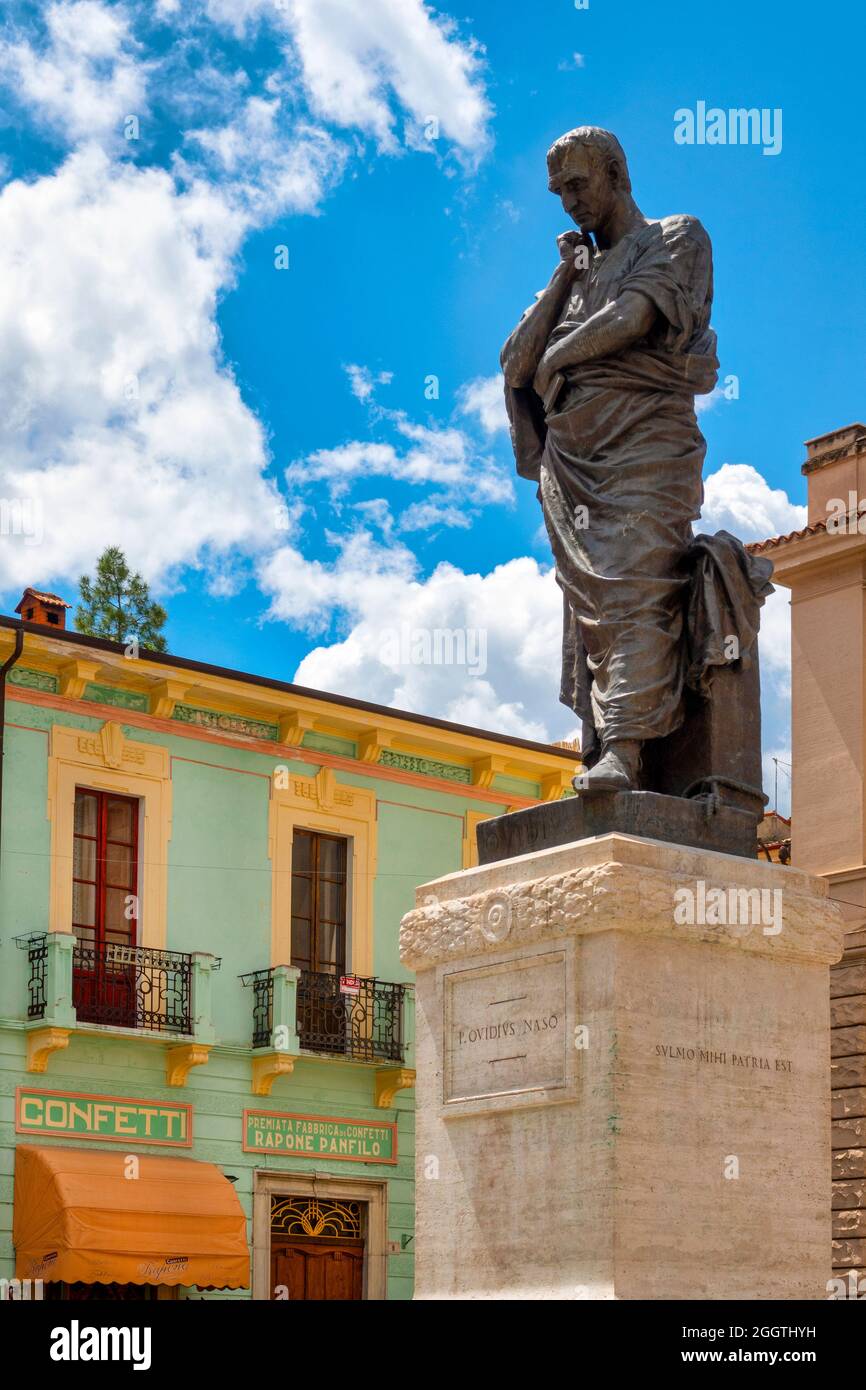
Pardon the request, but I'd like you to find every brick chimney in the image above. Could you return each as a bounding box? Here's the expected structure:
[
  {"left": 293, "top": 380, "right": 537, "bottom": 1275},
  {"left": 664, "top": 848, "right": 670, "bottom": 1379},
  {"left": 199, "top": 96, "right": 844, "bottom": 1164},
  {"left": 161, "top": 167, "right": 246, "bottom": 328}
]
[
  {"left": 802, "top": 421, "right": 866, "bottom": 525},
  {"left": 14, "top": 587, "right": 71, "bottom": 629}
]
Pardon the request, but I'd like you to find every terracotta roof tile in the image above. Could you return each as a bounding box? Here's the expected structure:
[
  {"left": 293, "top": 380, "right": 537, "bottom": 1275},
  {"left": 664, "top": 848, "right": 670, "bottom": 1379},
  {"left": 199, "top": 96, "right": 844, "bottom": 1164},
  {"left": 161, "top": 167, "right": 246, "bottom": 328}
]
[
  {"left": 14, "top": 587, "right": 72, "bottom": 611},
  {"left": 747, "top": 520, "right": 829, "bottom": 554}
]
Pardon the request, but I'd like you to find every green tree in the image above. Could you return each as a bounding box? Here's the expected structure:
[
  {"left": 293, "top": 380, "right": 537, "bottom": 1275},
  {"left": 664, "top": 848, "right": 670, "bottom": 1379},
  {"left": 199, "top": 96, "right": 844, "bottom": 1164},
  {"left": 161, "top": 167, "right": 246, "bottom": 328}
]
[{"left": 76, "top": 546, "right": 168, "bottom": 652}]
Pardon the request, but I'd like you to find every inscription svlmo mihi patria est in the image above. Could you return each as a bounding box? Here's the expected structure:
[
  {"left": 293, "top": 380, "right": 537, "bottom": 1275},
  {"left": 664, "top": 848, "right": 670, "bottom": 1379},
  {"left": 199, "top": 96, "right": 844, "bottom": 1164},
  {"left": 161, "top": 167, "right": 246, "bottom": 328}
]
[{"left": 655, "top": 1044, "right": 793, "bottom": 1073}]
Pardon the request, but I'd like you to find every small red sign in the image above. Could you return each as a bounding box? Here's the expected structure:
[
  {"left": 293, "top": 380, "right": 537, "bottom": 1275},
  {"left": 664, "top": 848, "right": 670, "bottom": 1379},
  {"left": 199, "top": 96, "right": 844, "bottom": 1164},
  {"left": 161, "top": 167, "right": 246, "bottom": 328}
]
[{"left": 339, "top": 975, "right": 361, "bottom": 995}]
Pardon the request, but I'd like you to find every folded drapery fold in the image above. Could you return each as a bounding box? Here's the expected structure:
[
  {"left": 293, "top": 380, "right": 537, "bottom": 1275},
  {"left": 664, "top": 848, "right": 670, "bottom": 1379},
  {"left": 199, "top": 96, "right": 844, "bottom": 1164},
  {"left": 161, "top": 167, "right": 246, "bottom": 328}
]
[{"left": 685, "top": 530, "right": 774, "bottom": 695}]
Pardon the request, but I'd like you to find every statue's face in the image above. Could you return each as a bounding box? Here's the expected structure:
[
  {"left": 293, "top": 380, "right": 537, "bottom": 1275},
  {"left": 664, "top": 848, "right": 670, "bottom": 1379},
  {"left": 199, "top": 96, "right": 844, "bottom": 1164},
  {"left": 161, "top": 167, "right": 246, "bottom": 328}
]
[{"left": 548, "top": 144, "right": 617, "bottom": 233}]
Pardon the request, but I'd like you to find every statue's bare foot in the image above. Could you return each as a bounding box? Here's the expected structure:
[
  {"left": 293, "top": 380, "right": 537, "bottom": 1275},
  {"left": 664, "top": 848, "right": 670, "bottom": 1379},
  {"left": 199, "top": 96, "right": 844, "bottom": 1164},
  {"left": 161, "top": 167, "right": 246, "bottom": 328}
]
[{"left": 572, "top": 739, "right": 641, "bottom": 794}]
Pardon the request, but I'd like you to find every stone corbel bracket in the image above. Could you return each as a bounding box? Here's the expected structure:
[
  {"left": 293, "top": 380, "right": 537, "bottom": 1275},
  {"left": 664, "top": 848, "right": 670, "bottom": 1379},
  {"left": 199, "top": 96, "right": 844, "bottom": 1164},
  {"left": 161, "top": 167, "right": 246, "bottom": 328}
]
[
  {"left": 374, "top": 1067, "right": 416, "bottom": 1109},
  {"left": 165, "top": 1043, "right": 211, "bottom": 1087},
  {"left": 400, "top": 833, "right": 845, "bottom": 972},
  {"left": 540, "top": 768, "right": 576, "bottom": 801},
  {"left": 251, "top": 1052, "right": 297, "bottom": 1096},
  {"left": 149, "top": 679, "right": 193, "bottom": 720},
  {"left": 471, "top": 755, "right": 509, "bottom": 789},
  {"left": 26, "top": 1026, "right": 71, "bottom": 1074},
  {"left": 358, "top": 728, "right": 393, "bottom": 765},
  {"left": 278, "top": 710, "right": 316, "bottom": 746},
  {"left": 58, "top": 659, "right": 103, "bottom": 700}
]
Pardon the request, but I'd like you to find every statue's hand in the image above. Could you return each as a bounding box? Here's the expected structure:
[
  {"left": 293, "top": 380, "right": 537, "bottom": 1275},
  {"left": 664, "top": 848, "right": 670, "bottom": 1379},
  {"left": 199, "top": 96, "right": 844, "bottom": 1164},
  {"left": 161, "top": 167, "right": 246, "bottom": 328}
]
[{"left": 557, "top": 230, "right": 592, "bottom": 279}]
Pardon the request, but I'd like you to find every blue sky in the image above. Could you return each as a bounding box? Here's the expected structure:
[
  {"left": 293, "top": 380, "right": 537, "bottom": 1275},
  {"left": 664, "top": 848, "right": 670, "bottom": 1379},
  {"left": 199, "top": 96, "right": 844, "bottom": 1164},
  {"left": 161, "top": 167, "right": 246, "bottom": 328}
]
[{"left": 1, "top": 0, "right": 863, "bottom": 811}]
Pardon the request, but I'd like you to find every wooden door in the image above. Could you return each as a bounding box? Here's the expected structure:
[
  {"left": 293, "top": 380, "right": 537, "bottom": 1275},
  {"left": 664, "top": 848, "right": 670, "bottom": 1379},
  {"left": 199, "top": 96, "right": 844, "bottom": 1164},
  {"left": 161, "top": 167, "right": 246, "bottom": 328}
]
[{"left": 271, "top": 1240, "right": 364, "bottom": 1300}]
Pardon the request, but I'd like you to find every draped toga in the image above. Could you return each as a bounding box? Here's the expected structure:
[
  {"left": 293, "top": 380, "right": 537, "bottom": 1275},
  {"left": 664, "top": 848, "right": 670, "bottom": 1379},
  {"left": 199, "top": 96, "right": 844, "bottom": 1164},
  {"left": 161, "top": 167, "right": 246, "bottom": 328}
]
[{"left": 506, "top": 214, "right": 772, "bottom": 758}]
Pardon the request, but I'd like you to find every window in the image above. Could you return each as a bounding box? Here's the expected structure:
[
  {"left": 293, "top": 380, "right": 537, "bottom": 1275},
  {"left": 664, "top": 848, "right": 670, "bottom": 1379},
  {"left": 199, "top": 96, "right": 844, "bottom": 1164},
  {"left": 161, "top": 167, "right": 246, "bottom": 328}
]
[
  {"left": 291, "top": 830, "right": 347, "bottom": 976},
  {"left": 73, "top": 789, "right": 140, "bottom": 950},
  {"left": 72, "top": 789, "right": 140, "bottom": 1026},
  {"left": 48, "top": 722, "right": 171, "bottom": 948}
]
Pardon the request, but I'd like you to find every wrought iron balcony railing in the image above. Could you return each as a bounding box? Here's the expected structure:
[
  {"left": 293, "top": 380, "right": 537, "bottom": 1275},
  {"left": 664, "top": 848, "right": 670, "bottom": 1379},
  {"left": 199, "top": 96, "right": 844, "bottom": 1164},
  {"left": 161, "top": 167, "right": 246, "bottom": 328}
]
[
  {"left": 240, "top": 968, "right": 275, "bottom": 1048},
  {"left": 298, "top": 970, "right": 405, "bottom": 1062},
  {"left": 16, "top": 933, "right": 220, "bottom": 1042},
  {"left": 71, "top": 942, "right": 196, "bottom": 1033},
  {"left": 241, "top": 966, "right": 407, "bottom": 1063},
  {"left": 16, "top": 933, "right": 48, "bottom": 1019}
]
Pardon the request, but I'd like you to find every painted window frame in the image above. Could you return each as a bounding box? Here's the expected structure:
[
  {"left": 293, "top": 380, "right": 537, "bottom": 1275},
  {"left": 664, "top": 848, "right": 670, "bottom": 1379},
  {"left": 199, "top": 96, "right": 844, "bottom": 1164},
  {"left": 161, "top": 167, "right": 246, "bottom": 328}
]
[
  {"left": 72, "top": 786, "right": 141, "bottom": 953},
  {"left": 47, "top": 722, "right": 172, "bottom": 949},
  {"left": 269, "top": 767, "right": 376, "bottom": 976},
  {"left": 290, "top": 827, "right": 348, "bottom": 976}
]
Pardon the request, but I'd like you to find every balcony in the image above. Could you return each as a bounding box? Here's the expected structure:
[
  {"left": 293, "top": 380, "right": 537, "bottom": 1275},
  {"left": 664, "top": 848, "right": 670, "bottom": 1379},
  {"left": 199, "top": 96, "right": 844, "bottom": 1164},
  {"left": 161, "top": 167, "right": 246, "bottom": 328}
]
[
  {"left": 242, "top": 967, "right": 406, "bottom": 1061},
  {"left": 298, "top": 970, "right": 406, "bottom": 1062},
  {"left": 15, "top": 933, "right": 412, "bottom": 1102},
  {"left": 240, "top": 965, "right": 415, "bottom": 1102},
  {"left": 16, "top": 932, "right": 220, "bottom": 1085},
  {"left": 71, "top": 942, "right": 195, "bottom": 1033}
]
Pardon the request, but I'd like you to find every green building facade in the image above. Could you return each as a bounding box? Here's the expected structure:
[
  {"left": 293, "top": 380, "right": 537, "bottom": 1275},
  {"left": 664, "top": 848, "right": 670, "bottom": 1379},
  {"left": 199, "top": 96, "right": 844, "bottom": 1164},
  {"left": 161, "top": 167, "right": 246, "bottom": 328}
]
[{"left": 0, "top": 602, "right": 578, "bottom": 1300}]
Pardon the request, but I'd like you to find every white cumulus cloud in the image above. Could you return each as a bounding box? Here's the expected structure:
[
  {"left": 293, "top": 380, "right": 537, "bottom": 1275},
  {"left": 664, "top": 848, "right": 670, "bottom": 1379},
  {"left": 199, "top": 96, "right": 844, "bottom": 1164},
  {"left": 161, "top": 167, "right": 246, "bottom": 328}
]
[
  {"left": 282, "top": 0, "right": 491, "bottom": 158},
  {"left": 345, "top": 363, "right": 393, "bottom": 402},
  {"left": 398, "top": 499, "right": 472, "bottom": 532},
  {"left": 0, "top": 0, "right": 147, "bottom": 143},
  {"left": 287, "top": 415, "right": 513, "bottom": 505},
  {"left": 0, "top": 145, "right": 283, "bottom": 590},
  {"left": 258, "top": 535, "right": 570, "bottom": 739},
  {"left": 195, "top": 0, "right": 492, "bottom": 158},
  {"left": 184, "top": 98, "right": 345, "bottom": 221},
  {"left": 699, "top": 463, "right": 806, "bottom": 542},
  {"left": 457, "top": 373, "right": 508, "bottom": 435},
  {"left": 0, "top": 0, "right": 493, "bottom": 597}
]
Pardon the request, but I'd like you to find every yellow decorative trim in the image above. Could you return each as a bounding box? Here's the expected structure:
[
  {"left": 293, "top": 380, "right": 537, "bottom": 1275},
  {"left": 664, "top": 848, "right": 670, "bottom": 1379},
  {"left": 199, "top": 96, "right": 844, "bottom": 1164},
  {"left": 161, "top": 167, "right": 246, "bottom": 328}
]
[
  {"left": 278, "top": 710, "right": 316, "bottom": 745},
  {"left": 58, "top": 658, "right": 103, "bottom": 700},
  {"left": 149, "top": 678, "right": 192, "bottom": 720},
  {"left": 47, "top": 722, "right": 172, "bottom": 949},
  {"left": 471, "top": 755, "right": 509, "bottom": 789},
  {"left": 269, "top": 766, "right": 377, "bottom": 975},
  {"left": 462, "top": 810, "right": 494, "bottom": 869},
  {"left": 165, "top": 1042, "right": 211, "bottom": 1087},
  {"left": 251, "top": 1052, "right": 297, "bottom": 1096},
  {"left": 374, "top": 1067, "right": 416, "bottom": 1109},
  {"left": 5, "top": 628, "right": 582, "bottom": 793},
  {"left": 358, "top": 729, "right": 392, "bottom": 764},
  {"left": 26, "top": 1026, "right": 71, "bottom": 1073}
]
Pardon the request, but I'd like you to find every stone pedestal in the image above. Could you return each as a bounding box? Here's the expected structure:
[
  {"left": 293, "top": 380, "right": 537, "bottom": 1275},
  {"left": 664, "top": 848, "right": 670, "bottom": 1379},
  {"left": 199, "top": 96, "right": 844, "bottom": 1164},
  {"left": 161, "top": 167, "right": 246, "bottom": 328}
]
[{"left": 400, "top": 834, "right": 844, "bottom": 1300}]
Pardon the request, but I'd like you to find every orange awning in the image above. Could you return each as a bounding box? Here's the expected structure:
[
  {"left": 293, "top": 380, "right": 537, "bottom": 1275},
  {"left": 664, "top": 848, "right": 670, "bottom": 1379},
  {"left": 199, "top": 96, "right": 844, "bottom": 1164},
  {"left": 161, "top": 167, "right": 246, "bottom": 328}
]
[{"left": 14, "top": 1145, "right": 249, "bottom": 1288}]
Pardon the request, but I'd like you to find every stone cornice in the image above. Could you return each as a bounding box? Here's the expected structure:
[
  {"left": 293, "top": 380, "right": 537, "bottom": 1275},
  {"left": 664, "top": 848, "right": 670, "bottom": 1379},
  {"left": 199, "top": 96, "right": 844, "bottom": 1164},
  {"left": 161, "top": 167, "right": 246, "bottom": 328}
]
[
  {"left": 400, "top": 834, "right": 845, "bottom": 970},
  {"left": 755, "top": 529, "right": 866, "bottom": 583},
  {"left": 802, "top": 432, "right": 866, "bottom": 474}
]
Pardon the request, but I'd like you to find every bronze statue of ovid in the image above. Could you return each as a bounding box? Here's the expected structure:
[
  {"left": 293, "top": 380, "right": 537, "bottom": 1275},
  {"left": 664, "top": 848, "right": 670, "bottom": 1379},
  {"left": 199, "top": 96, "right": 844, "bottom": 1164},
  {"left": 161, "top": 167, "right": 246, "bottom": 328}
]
[{"left": 501, "top": 126, "right": 772, "bottom": 808}]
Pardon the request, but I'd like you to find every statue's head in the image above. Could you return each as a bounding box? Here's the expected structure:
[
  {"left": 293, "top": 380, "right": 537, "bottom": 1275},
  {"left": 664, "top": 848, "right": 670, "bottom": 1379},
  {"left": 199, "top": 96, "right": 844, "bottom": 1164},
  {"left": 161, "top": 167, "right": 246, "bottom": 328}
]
[{"left": 546, "top": 126, "right": 631, "bottom": 232}]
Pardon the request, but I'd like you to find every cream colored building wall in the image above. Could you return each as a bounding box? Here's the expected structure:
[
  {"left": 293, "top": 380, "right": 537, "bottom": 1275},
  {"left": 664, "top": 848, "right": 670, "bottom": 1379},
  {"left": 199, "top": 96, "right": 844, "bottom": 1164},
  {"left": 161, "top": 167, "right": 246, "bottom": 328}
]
[
  {"left": 766, "top": 430, "right": 866, "bottom": 1289},
  {"left": 806, "top": 455, "right": 866, "bottom": 526},
  {"left": 790, "top": 560, "right": 865, "bottom": 875}
]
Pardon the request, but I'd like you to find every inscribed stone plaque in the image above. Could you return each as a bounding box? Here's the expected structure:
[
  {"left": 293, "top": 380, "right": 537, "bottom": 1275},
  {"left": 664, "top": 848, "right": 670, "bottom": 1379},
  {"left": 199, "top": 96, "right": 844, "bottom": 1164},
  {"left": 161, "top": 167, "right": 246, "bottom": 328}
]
[{"left": 443, "top": 949, "right": 569, "bottom": 1109}]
